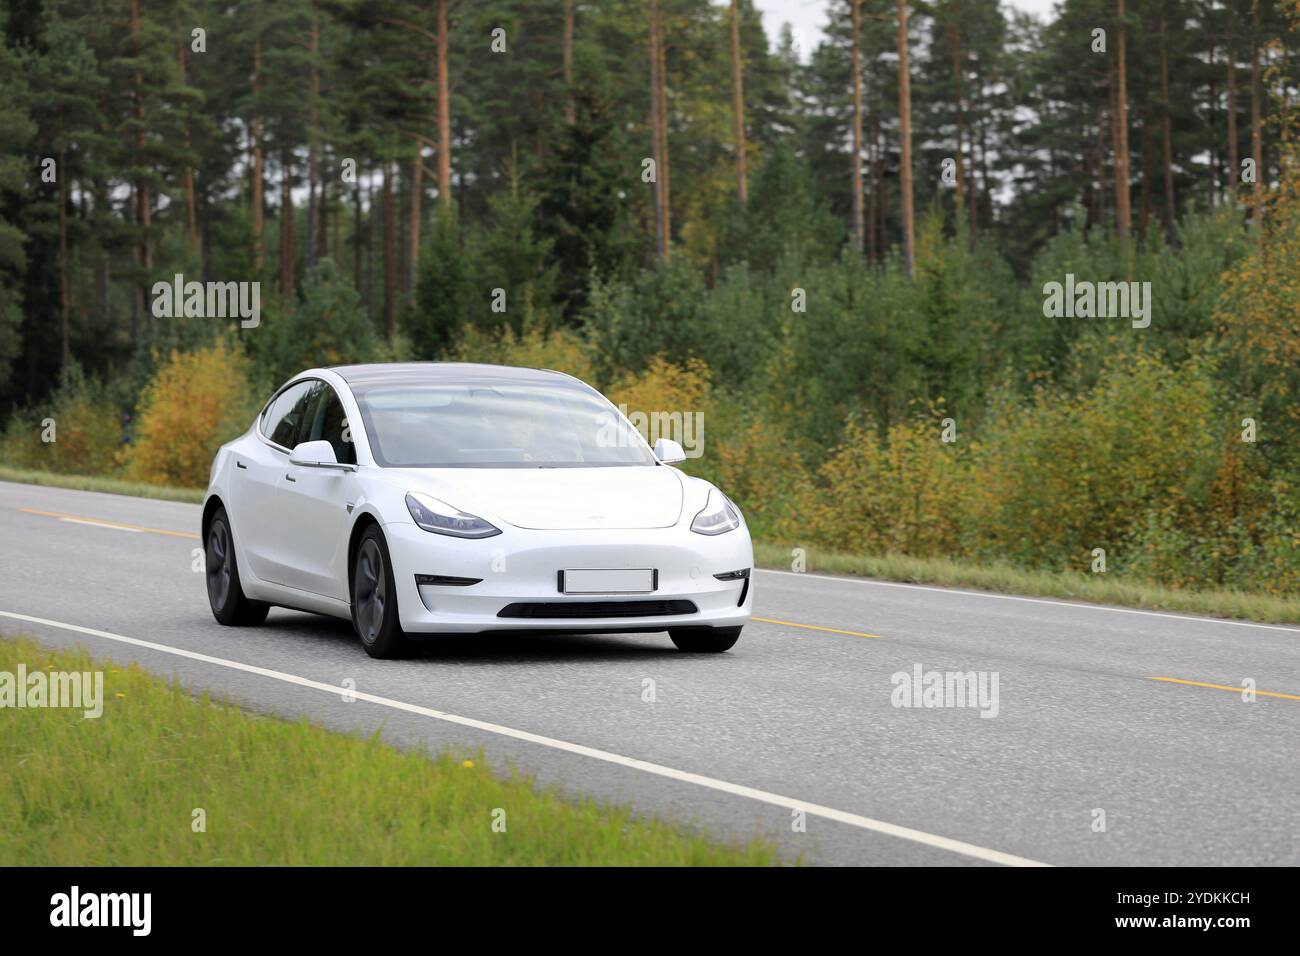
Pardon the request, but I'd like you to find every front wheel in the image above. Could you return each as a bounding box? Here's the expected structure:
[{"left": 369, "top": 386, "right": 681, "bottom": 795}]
[
  {"left": 352, "top": 525, "right": 409, "bottom": 659},
  {"left": 669, "top": 625, "right": 741, "bottom": 653},
  {"left": 205, "top": 507, "right": 269, "bottom": 626}
]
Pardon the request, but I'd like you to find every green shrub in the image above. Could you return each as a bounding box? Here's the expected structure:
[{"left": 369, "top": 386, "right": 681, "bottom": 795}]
[
  {"left": 253, "top": 259, "right": 384, "bottom": 388},
  {"left": 0, "top": 364, "right": 122, "bottom": 475}
]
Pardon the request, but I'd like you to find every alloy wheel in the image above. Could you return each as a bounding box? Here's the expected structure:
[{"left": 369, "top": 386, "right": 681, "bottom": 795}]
[{"left": 355, "top": 538, "right": 387, "bottom": 643}]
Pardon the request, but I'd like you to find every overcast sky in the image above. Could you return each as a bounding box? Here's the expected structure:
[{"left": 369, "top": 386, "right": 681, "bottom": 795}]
[{"left": 750, "top": 0, "right": 1061, "bottom": 59}]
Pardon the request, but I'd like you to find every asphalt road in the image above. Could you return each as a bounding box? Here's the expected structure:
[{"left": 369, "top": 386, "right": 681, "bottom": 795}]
[{"left": 2, "top": 478, "right": 1298, "bottom": 866}]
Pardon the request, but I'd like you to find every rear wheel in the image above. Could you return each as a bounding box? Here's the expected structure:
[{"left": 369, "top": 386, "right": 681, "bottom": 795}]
[
  {"left": 205, "top": 508, "right": 269, "bottom": 626},
  {"left": 352, "top": 525, "right": 409, "bottom": 659},
  {"left": 669, "top": 625, "right": 741, "bottom": 653}
]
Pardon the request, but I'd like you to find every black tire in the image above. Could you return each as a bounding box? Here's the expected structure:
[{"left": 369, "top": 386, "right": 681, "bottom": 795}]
[
  {"left": 205, "top": 507, "right": 270, "bottom": 626},
  {"left": 669, "top": 625, "right": 742, "bottom": 653},
  {"left": 351, "top": 524, "right": 408, "bottom": 659}
]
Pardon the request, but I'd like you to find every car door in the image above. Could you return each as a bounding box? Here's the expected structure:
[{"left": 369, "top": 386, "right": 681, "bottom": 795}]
[
  {"left": 271, "top": 381, "right": 358, "bottom": 601},
  {"left": 233, "top": 380, "right": 315, "bottom": 584}
]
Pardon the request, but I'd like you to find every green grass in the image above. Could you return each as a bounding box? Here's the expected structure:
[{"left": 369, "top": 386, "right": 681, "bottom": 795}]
[
  {"left": 0, "top": 465, "right": 204, "bottom": 503},
  {"left": 754, "top": 541, "right": 1300, "bottom": 626},
  {"left": 0, "top": 636, "right": 780, "bottom": 866}
]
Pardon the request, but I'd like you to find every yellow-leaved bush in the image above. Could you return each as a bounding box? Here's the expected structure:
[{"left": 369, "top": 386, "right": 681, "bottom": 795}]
[
  {"left": 448, "top": 324, "right": 596, "bottom": 384},
  {"left": 126, "top": 339, "right": 260, "bottom": 488},
  {"left": 606, "top": 355, "right": 712, "bottom": 424},
  {"left": 804, "top": 411, "right": 966, "bottom": 557}
]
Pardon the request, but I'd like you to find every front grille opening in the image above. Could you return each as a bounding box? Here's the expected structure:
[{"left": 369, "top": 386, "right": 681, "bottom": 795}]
[{"left": 497, "top": 600, "right": 698, "bottom": 620}]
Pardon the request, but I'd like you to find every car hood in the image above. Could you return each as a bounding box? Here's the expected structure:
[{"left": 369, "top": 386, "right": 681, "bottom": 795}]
[{"left": 386, "top": 465, "right": 686, "bottom": 530}]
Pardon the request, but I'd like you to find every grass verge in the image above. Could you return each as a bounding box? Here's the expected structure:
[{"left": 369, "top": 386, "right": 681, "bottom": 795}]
[
  {"left": 0, "top": 465, "right": 204, "bottom": 504},
  {"left": 4, "top": 466, "right": 1294, "bottom": 627},
  {"left": 0, "top": 635, "right": 780, "bottom": 865},
  {"left": 753, "top": 541, "right": 1300, "bottom": 627}
]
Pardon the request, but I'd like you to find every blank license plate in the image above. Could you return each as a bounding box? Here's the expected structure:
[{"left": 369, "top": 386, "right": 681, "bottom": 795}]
[{"left": 561, "top": 569, "right": 656, "bottom": 594}]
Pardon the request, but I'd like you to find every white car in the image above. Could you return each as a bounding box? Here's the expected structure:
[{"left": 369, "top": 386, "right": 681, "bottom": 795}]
[{"left": 202, "top": 363, "right": 753, "bottom": 658}]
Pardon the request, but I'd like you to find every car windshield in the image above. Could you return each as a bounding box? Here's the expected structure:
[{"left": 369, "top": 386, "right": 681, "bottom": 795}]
[{"left": 351, "top": 381, "right": 657, "bottom": 468}]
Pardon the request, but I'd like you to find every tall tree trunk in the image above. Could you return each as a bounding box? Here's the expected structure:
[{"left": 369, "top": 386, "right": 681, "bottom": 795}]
[
  {"left": 1084, "top": 142, "right": 1096, "bottom": 229},
  {"left": 139, "top": 192, "right": 153, "bottom": 337},
  {"left": 94, "top": 176, "right": 109, "bottom": 328},
  {"left": 1159, "top": 16, "right": 1175, "bottom": 244},
  {"left": 730, "top": 0, "right": 748, "bottom": 206},
  {"left": 280, "top": 152, "right": 294, "bottom": 296},
  {"left": 849, "top": 0, "right": 863, "bottom": 250},
  {"left": 177, "top": 36, "right": 199, "bottom": 253},
  {"left": 436, "top": 0, "right": 452, "bottom": 208},
  {"left": 252, "top": 35, "right": 264, "bottom": 272},
  {"left": 307, "top": 15, "right": 320, "bottom": 269},
  {"left": 945, "top": 15, "right": 967, "bottom": 227},
  {"left": 364, "top": 177, "right": 374, "bottom": 321},
  {"left": 1208, "top": 54, "right": 1218, "bottom": 206},
  {"left": 875, "top": 108, "right": 887, "bottom": 260},
  {"left": 867, "top": 103, "right": 878, "bottom": 262},
  {"left": 353, "top": 183, "right": 363, "bottom": 289},
  {"left": 383, "top": 162, "right": 396, "bottom": 343},
  {"left": 409, "top": 141, "right": 422, "bottom": 296},
  {"left": 58, "top": 149, "right": 70, "bottom": 370},
  {"left": 1114, "top": 0, "right": 1131, "bottom": 237},
  {"left": 896, "top": 0, "right": 915, "bottom": 277},
  {"left": 967, "top": 47, "right": 980, "bottom": 237},
  {"left": 1138, "top": 116, "right": 1152, "bottom": 240},
  {"left": 131, "top": 0, "right": 152, "bottom": 337},
  {"left": 332, "top": 189, "right": 341, "bottom": 262},
  {"left": 563, "top": 0, "right": 575, "bottom": 125},
  {"left": 317, "top": 179, "right": 329, "bottom": 262},
  {"left": 1249, "top": 1, "right": 1263, "bottom": 228},
  {"left": 648, "top": 0, "right": 665, "bottom": 259},
  {"left": 398, "top": 167, "right": 408, "bottom": 296},
  {"left": 657, "top": 9, "right": 671, "bottom": 258},
  {"left": 128, "top": 184, "right": 138, "bottom": 341},
  {"left": 1096, "top": 109, "right": 1109, "bottom": 227},
  {"left": 1226, "top": 35, "right": 1238, "bottom": 199}
]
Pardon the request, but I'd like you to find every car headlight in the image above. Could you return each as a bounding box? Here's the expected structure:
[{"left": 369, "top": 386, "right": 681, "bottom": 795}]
[
  {"left": 405, "top": 492, "right": 501, "bottom": 539},
  {"left": 690, "top": 488, "right": 740, "bottom": 536}
]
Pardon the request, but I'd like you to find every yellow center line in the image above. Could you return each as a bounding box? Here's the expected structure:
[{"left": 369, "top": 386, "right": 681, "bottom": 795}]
[
  {"left": 19, "top": 507, "right": 200, "bottom": 540},
  {"left": 1150, "top": 676, "right": 1300, "bottom": 701},
  {"left": 751, "top": 616, "right": 884, "bottom": 640}
]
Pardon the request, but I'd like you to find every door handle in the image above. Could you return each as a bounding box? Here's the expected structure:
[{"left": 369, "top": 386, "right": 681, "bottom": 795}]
[
  {"left": 236, "top": 461, "right": 247, "bottom": 469},
  {"left": 285, "top": 474, "right": 296, "bottom": 482}
]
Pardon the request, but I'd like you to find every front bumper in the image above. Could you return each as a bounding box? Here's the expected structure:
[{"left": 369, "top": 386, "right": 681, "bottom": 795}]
[{"left": 382, "top": 519, "right": 753, "bottom": 634}]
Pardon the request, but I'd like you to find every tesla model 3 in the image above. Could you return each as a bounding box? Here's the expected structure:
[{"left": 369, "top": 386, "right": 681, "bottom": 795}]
[{"left": 202, "top": 363, "right": 753, "bottom": 657}]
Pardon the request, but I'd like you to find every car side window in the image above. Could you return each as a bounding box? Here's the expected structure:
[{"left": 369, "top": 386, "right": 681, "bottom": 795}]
[
  {"left": 263, "top": 381, "right": 315, "bottom": 450},
  {"left": 300, "top": 384, "right": 356, "bottom": 465}
]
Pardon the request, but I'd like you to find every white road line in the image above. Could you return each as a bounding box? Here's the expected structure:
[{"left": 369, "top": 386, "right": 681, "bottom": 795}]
[
  {"left": 0, "top": 609, "right": 1049, "bottom": 868},
  {"left": 755, "top": 568, "right": 1300, "bottom": 635}
]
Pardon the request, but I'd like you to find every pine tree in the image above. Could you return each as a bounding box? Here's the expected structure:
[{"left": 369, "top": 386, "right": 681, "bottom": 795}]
[{"left": 0, "top": 36, "right": 35, "bottom": 395}]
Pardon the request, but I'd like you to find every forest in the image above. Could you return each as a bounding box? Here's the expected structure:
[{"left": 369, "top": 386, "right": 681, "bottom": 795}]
[{"left": 1, "top": 0, "right": 1299, "bottom": 597}]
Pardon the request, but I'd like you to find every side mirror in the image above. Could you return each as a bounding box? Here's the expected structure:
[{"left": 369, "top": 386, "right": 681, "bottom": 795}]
[
  {"left": 290, "top": 439, "right": 345, "bottom": 469},
  {"left": 653, "top": 437, "right": 686, "bottom": 464}
]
